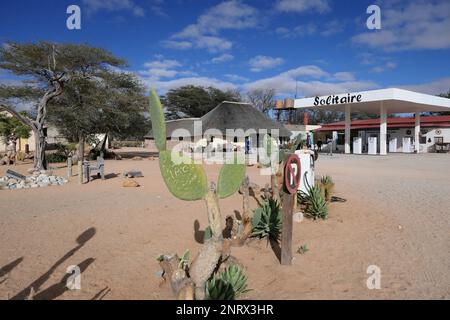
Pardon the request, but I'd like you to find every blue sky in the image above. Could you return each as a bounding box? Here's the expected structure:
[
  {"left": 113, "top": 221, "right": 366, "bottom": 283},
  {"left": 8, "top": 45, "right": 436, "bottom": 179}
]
[{"left": 1, "top": 0, "right": 450, "bottom": 97}]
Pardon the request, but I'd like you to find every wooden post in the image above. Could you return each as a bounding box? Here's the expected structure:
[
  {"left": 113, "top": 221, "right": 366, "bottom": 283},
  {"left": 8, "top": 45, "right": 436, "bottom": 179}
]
[
  {"left": 78, "top": 137, "right": 84, "bottom": 185},
  {"left": 67, "top": 156, "right": 72, "bottom": 178},
  {"left": 281, "top": 190, "right": 294, "bottom": 265}
]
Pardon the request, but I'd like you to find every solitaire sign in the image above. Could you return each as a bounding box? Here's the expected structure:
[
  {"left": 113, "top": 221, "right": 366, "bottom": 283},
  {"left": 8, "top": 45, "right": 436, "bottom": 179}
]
[{"left": 281, "top": 154, "right": 301, "bottom": 265}]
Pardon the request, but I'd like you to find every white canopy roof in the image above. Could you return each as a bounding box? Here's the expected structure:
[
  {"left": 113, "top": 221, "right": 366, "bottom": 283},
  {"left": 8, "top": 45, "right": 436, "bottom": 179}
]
[{"left": 294, "top": 88, "right": 450, "bottom": 114}]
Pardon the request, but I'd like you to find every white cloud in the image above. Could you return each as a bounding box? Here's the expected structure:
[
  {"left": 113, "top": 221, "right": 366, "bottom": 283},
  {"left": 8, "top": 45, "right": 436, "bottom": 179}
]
[
  {"left": 142, "top": 68, "right": 178, "bottom": 78},
  {"left": 275, "top": 20, "right": 344, "bottom": 39},
  {"left": 211, "top": 54, "right": 234, "bottom": 63},
  {"left": 352, "top": 1, "right": 450, "bottom": 51},
  {"left": 82, "top": 0, "right": 145, "bottom": 17},
  {"left": 370, "top": 61, "right": 397, "bottom": 73},
  {"left": 249, "top": 55, "right": 284, "bottom": 72},
  {"left": 139, "top": 58, "right": 184, "bottom": 81},
  {"left": 275, "top": 0, "right": 331, "bottom": 14},
  {"left": 225, "top": 74, "right": 249, "bottom": 82},
  {"left": 161, "top": 40, "right": 193, "bottom": 50},
  {"left": 245, "top": 65, "right": 378, "bottom": 96},
  {"left": 166, "top": 1, "right": 259, "bottom": 52},
  {"left": 400, "top": 77, "right": 450, "bottom": 95},
  {"left": 333, "top": 72, "right": 355, "bottom": 81},
  {"left": 144, "top": 59, "right": 181, "bottom": 69}
]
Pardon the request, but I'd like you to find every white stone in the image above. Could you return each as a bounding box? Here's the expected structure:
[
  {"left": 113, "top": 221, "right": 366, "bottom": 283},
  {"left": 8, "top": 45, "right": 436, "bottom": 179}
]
[{"left": 293, "top": 212, "right": 304, "bottom": 223}]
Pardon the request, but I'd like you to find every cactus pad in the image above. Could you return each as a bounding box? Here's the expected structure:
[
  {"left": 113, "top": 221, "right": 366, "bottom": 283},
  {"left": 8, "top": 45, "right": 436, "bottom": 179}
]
[
  {"left": 217, "top": 156, "right": 245, "bottom": 199},
  {"left": 159, "top": 151, "right": 207, "bottom": 200},
  {"left": 149, "top": 88, "right": 166, "bottom": 151}
]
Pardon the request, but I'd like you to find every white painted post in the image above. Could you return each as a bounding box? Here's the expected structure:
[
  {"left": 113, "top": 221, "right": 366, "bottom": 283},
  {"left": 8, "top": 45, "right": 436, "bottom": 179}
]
[
  {"left": 415, "top": 112, "right": 421, "bottom": 153},
  {"left": 380, "top": 102, "right": 387, "bottom": 155},
  {"left": 345, "top": 104, "right": 351, "bottom": 154}
]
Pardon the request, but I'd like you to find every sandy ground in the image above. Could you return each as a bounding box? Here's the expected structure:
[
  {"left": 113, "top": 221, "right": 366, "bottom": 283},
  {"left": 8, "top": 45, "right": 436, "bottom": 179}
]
[{"left": 0, "top": 150, "right": 449, "bottom": 300}]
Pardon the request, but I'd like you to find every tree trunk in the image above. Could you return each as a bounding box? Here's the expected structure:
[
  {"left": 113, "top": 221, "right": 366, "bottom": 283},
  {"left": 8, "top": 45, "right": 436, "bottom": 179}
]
[
  {"left": 78, "top": 136, "right": 85, "bottom": 184},
  {"left": 34, "top": 130, "right": 47, "bottom": 170},
  {"left": 33, "top": 81, "right": 63, "bottom": 170},
  {"left": 189, "top": 183, "right": 224, "bottom": 300}
]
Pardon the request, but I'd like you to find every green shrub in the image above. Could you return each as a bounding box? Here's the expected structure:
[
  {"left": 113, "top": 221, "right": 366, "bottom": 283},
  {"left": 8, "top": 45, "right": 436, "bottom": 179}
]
[
  {"left": 46, "top": 152, "right": 68, "bottom": 163},
  {"left": 299, "top": 185, "right": 328, "bottom": 220},
  {"left": 251, "top": 198, "right": 282, "bottom": 241}
]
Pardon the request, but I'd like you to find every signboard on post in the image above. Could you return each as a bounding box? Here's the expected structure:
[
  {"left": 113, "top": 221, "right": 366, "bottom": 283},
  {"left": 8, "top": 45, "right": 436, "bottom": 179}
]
[{"left": 281, "top": 154, "right": 301, "bottom": 265}]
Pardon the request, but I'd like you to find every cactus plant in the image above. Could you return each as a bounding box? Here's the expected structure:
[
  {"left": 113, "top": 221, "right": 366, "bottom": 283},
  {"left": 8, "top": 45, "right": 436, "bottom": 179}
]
[
  {"left": 251, "top": 198, "right": 282, "bottom": 241},
  {"left": 149, "top": 88, "right": 246, "bottom": 300},
  {"left": 149, "top": 88, "right": 166, "bottom": 152},
  {"left": 319, "top": 175, "right": 334, "bottom": 202},
  {"left": 159, "top": 150, "right": 207, "bottom": 201},
  {"left": 217, "top": 156, "right": 246, "bottom": 199}
]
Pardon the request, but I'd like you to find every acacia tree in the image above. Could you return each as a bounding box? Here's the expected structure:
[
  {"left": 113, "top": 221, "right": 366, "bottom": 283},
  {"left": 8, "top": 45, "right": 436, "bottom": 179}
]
[
  {"left": 0, "top": 42, "right": 126, "bottom": 170},
  {"left": 165, "top": 85, "right": 241, "bottom": 118},
  {"left": 47, "top": 71, "right": 148, "bottom": 160}
]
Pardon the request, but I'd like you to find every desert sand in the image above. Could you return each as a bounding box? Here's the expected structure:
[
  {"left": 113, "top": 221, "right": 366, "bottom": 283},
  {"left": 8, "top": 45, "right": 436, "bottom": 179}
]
[{"left": 0, "top": 151, "right": 449, "bottom": 300}]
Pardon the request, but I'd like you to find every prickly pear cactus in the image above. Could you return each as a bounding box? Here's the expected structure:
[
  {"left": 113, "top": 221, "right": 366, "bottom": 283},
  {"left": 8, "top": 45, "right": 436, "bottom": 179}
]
[
  {"left": 149, "top": 88, "right": 166, "bottom": 151},
  {"left": 217, "top": 157, "right": 245, "bottom": 199},
  {"left": 159, "top": 151, "right": 207, "bottom": 200}
]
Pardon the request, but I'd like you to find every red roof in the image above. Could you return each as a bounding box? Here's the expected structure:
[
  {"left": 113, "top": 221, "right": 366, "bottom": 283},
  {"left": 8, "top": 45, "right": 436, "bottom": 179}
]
[{"left": 314, "top": 115, "right": 450, "bottom": 132}]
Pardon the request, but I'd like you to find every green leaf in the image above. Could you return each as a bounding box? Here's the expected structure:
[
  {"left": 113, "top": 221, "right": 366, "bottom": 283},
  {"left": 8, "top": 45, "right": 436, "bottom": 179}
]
[
  {"left": 148, "top": 88, "right": 166, "bottom": 151},
  {"left": 159, "top": 150, "right": 207, "bottom": 200}
]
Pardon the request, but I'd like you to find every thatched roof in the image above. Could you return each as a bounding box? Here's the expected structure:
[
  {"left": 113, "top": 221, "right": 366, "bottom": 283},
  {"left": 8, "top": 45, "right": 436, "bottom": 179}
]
[{"left": 145, "top": 101, "right": 291, "bottom": 139}]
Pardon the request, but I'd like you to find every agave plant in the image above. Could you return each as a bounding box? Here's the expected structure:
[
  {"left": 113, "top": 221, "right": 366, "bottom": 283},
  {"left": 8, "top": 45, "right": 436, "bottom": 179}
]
[
  {"left": 299, "top": 185, "right": 328, "bottom": 220},
  {"left": 251, "top": 198, "right": 282, "bottom": 241},
  {"left": 220, "top": 265, "right": 249, "bottom": 298},
  {"left": 205, "top": 278, "right": 235, "bottom": 300},
  {"left": 205, "top": 265, "right": 249, "bottom": 300},
  {"left": 319, "top": 175, "right": 335, "bottom": 202}
]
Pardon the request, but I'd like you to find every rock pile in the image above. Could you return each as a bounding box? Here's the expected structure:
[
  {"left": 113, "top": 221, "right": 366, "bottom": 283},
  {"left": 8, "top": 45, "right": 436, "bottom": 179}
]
[{"left": 0, "top": 170, "right": 68, "bottom": 190}]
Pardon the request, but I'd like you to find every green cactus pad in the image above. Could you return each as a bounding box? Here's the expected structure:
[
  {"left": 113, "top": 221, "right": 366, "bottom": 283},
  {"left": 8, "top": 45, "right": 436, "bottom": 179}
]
[
  {"left": 217, "top": 156, "right": 245, "bottom": 199},
  {"left": 149, "top": 88, "right": 166, "bottom": 151},
  {"left": 159, "top": 151, "right": 207, "bottom": 200}
]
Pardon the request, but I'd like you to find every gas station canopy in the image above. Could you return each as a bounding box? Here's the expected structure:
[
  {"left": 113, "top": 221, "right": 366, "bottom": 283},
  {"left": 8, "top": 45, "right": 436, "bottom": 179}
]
[
  {"left": 293, "top": 88, "right": 450, "bottom": 155},
  {"left": 294, "top": 88, "right": 450, "bottom": 114}
]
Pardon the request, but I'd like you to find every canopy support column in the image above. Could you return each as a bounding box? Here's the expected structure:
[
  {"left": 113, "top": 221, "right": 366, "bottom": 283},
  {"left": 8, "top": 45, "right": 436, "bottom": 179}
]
[
  {"left": 380, "top": 102, "right": 387, "bottom": 155},
  {"left": 345, "top": 104, "right": 351, "bottom": 154},
  {"left": 415, "top": 112, "right": 421, "bottom": 153}
]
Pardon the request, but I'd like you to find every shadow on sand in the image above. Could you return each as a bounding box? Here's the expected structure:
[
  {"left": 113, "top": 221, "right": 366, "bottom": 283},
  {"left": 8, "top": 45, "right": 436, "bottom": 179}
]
[
  {"left": 10, "top": 227, "right": 96, "bottom": 300},
  {"left": 0, "top": 257, "right": 24, "bottom": 284}
]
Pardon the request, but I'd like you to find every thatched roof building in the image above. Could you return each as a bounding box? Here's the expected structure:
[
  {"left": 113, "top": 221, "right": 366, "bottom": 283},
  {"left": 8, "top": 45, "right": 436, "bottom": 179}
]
[{"left": 145, "top": 101, "right": 291, "bottom": 140}]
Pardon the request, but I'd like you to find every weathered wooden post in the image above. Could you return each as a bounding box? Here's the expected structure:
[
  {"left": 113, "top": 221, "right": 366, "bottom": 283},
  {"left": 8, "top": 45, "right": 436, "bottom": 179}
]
[
  {"left": 67, "top": 156, "right": 72, "bottom": 178},
  {"left": 78, "top": 137, "right": 84, "bottom": 185},
  {"left": 281, "top": 154, "right": 301, "bottom": 265}
]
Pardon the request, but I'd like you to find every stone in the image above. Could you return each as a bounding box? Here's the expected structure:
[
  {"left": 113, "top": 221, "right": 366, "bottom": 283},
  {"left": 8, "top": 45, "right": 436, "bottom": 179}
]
[
  {"left": 31, "top": 184, "right": 39, "bottom": 188},
  {"left": 122, "top": 179, "right": 140, "bottom": 187},
  {"left": 293, "top": 212, "right": 304, "bottom": 223},
  {"left": 132, "top": 156, "right": 143, "bottom": 161},
  {"left": 123, "top": 170, "right": 144, "bottom": 178}
]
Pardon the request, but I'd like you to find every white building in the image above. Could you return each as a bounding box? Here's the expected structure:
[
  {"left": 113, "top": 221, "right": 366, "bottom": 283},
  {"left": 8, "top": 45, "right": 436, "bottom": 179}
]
[{"left": 294, "top": 88, "right": 450, "bottom": 155}]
